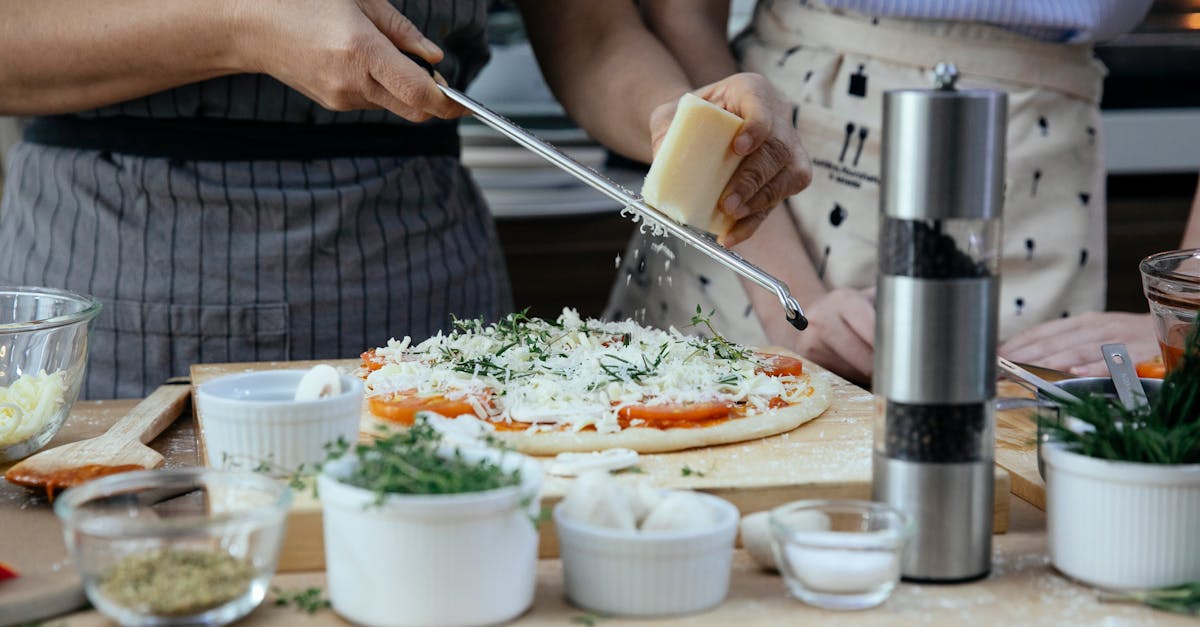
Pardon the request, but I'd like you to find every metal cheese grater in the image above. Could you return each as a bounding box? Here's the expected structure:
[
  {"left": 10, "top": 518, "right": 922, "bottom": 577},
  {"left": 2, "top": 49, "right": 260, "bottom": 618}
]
[
  {"left": 871, "top": 64, "right": 1007, "bottom": 582},
  {"left": 434, "top": 83, "right": 809, "bottom": 331}
]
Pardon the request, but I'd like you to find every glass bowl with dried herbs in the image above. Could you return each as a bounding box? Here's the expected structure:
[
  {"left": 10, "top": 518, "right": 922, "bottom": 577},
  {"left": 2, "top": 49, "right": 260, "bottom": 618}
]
[
  {"left": 54, "top": 468, "right": 291, "bottom": 626},
  {"left": 1040, "top": 321, "right": 1200, "bottom": 592}
]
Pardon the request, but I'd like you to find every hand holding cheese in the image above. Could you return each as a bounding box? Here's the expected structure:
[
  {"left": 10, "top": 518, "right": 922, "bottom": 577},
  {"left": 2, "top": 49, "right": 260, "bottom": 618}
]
[
  {"left": 642, "top": 92, "right": 746, "bottom": 237},
  {"left": 646, "top": 73, "right": 813, "bottom": 246}
]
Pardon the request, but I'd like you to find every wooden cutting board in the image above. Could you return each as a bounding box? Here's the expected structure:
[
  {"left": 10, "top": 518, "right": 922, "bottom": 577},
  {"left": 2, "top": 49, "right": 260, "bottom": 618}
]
[
  {"left": 0, "top": 400, "right": 199, "bottom": 627},
  {"left": 191, "top": 358, "right": 1011, "bottom": 572},
  {"left": 995, "top": 380, "right": 1051, "bottom": 511}
]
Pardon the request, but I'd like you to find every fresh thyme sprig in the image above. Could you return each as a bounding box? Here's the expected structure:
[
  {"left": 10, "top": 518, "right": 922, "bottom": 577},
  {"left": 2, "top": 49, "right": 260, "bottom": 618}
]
[
  {"left": 687, "top": 306, "right": 751, "bottom": 362},
  {"left": 271, "top": 586, "right": 331, "bottom": 614},
  {"left": 1040, "top": 317, "right": 1200, "bottom": 464},
  {"left": 334, "top": 419, "right": 522, "bottom": 504},
  {"left": 1099, "top": 581, "right": 1200, "bottom": 616}
]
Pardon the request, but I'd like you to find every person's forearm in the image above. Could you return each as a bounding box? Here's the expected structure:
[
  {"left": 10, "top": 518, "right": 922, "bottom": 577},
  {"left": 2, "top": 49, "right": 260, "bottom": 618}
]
[
  {"left": 515, "top": 0, "right": 692, "bottom": 163},
  {"left": 1182, "top": 177, "right": 1200, "bottom": 249},
  {"left": 640, "top": 0, "right": 738, "bottom": 86},
  {"left": 0, "top": 0, "right": 243, "bottom": 115},
  {"left": 733, "top": 207, "right": 827, "bottom": 342}
]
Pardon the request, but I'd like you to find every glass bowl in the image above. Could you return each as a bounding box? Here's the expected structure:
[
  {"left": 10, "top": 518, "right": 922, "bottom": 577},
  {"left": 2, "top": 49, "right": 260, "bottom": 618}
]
[
  {"left": 769, "top": 499, "right": 911, "bottom": 610},
  {"left": 54, "top": 468, "right": 291, "bottom": 626},
  {"left": 0, "top": 285, "right": 101, "bottom": 462},
  {"left": 1140, "top": 248, "right": 1200, "bottom": 373}
]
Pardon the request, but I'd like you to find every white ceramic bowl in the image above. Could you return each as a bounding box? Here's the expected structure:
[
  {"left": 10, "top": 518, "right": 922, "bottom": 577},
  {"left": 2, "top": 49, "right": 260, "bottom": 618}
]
[
  {"left": 1044, "top": 442, "right": 1200, "bottom": 589},
  {"left": 319, "top": 449, "right": 542, "bottom": 627},
  {"left": 554, "top": 493, "right": 739, "bottom": 617},
  {"left": 196, "top": 369, "right": 363, "bottom": 474}
]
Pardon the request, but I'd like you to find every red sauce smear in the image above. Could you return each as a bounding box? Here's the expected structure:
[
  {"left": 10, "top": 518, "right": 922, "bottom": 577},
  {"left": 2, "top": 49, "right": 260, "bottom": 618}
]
[{"left": 5, "top": 464, "right": 145, "bottom": 501}]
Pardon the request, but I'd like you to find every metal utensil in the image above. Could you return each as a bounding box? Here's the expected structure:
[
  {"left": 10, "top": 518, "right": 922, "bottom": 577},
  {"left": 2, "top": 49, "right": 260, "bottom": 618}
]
[
  {"left": 436, "top": 84, "right": 808, "bottom": 331},
  {"left": 1100, "top": 343, "right": 1149, "bottom": 410},
  {"left": 997, "top": 357, "right": 1083, "bottom": 405}
]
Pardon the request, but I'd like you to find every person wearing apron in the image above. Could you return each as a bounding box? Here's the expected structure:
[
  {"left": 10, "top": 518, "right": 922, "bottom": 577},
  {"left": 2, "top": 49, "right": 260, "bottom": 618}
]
[
  {"left": 0, "top": 0, "right": 812, "bottom": 398},
  {"left": 610, "top": 0, "right": 1154, "bottom": 384}
]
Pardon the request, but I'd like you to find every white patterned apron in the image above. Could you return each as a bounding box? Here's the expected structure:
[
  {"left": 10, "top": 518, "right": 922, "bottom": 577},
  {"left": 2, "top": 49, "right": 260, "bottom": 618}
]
[{"left": 607, "top": 0, "right": 1107, "bottom": 349}]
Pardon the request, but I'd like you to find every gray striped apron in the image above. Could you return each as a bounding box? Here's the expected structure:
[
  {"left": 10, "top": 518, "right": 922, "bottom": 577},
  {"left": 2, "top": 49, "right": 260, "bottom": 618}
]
[{"left": 0, "top": 0, "right": 511, "bottom": 399}]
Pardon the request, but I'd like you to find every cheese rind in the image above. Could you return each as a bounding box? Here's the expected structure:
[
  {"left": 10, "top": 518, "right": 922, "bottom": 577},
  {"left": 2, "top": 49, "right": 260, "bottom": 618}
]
[{"left": 642, "top": 93, "right": 745, "bottom": 237}]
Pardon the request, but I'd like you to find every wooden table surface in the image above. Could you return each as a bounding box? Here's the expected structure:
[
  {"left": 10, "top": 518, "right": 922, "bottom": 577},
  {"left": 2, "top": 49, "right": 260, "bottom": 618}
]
[
  {"left": 23, "top": 402, "right": 1192, "bottom": 627},
  {"left": 51, "top": 495, "right": 1192, "bottom": 626}
]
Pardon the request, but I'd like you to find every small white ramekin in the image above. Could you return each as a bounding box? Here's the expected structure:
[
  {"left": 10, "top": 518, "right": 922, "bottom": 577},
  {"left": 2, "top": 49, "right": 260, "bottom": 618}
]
[
  {"left": 196, "top": 369, "right": 363, "bottom": 473},
  {"left": 554, "top": 493, "right": 739, "bottom": 617},
  {"left": 1044, "top": 442, "right": 1200, "bottom": 589},
  {"left": 319, "top": 450, "right": 542, "bottom": 627}
]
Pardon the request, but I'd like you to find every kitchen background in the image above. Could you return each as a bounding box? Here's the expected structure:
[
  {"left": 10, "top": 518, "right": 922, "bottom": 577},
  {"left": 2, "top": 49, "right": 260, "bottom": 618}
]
[{"left": 1, "top": 0, "right": 1196, "bottom": 318}]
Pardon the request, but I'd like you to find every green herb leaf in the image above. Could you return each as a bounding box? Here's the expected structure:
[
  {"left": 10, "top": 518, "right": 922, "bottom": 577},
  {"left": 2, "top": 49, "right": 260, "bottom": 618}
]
[
  {"left": 271, "top": 586, "right": 332, "bottom": 614},
  {"left": 569, "top": 614, "right": 604, "bottom": 626},
  {"left": 681, "top": 465, "right": 705, "bottom": 478},
  {"left": 1099, "top": 581, "right": 1200, "bottom": 616},
  {"left": 332, "top": 419, "right": 522, "bottom": 503},
  {"left": 1040, "top": 317, "right": 1200, "bottom": 464}
]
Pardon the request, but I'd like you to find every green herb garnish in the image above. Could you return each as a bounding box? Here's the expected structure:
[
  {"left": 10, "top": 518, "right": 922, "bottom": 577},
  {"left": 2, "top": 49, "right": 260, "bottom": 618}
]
[
  {"left": 334, "top": 419, "right": 522, "bottom": 504},
  {"left": 1041, "top": 317, "right": 1200, "bottom": 464},
  {"left": 570, "top": 614, "right": 604, "bottom": 626},
  {"left": 272, "top": 586, "right": 331, "bottom": 614},
  {"left": 688, "top": 306, "right": 750, "bottom": 362},
  {"left": 681, "top": 465, "right": 705, "bottom": 477},
  {"left": 1099, "top": 581, "right": 1200, "bottom": 615}
]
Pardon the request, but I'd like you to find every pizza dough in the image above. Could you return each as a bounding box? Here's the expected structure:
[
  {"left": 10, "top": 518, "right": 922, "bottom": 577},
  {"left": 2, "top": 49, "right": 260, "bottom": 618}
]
[{"left": 363, "top": 372, "right": 830, "bottom": 455}]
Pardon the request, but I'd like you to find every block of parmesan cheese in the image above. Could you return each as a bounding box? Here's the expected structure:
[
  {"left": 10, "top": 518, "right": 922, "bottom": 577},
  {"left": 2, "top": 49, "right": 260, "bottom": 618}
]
[{"left": 642, "top": 92, "right": 746, "bottom": 237}]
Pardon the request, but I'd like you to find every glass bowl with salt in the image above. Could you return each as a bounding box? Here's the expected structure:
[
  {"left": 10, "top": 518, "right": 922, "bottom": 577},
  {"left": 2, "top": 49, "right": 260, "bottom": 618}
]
[
  {"left": 769, "top": 499, "right": 911, "bottom": 610},
  {"left": 54, "top": 468, "right": 291, "bottom": 626}
]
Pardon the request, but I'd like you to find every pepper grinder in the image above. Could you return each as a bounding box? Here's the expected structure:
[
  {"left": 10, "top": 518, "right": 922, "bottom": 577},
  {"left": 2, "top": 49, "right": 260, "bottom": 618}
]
[{"left": 872, "top": 63, "right": 1007, "bottom": 582}]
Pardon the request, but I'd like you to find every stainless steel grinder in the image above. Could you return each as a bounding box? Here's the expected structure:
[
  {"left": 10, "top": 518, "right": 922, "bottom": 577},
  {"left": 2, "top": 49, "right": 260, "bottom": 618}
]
[{"left": 871, "top": 64, "right": 1007, "bottom": 582}]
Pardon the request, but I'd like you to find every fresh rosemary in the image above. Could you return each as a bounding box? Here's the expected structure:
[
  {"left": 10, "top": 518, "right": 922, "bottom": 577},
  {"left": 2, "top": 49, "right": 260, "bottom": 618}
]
[{"left": 1040, "top": 319, "right": 1200, "bottom": 464}]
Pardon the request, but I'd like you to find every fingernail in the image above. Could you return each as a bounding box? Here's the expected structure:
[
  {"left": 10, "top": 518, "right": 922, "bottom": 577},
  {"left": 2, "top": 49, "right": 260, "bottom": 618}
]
[
  {"left": 722, "top": 193, "right": 742, "bottom": 213},
  {"left": 422, "top": 40, "right": 443, "bottom": 58},
  {"left": 734, "top": 134, "right": 753, "bottom": 154}
]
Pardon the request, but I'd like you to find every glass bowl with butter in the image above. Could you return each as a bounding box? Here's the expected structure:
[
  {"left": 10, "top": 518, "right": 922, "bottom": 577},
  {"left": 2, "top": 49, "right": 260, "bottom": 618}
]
[
  {"left": 55, "top": 468, "right": 291, "bottom": 626},
  {"left": 0, "top": 286, "right": 101, "bottom": 463}
]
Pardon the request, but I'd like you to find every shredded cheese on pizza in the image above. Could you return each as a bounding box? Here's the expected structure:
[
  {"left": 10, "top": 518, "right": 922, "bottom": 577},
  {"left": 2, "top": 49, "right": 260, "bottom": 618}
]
[{"left": 364, "top": 309, "right": 813, "bottom": 434}]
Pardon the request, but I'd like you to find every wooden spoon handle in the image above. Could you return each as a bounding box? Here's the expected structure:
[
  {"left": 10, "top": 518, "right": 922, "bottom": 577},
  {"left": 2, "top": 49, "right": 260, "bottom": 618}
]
[{"left": 106, "top": 381, "right": 192, "bottom": 445}]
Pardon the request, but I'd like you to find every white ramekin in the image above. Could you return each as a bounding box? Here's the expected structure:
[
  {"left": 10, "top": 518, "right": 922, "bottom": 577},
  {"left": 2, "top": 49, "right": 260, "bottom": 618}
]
[
  {"left": 554, "top": 492, "right": 739, "bottom": 617},
  {"left": 196, "top": 369, "right": 363, "bottom": 473},
  {"left": 1043, "top": 442, "right": 1200, "bottom": 589},
  {"left": 319, "top": 449, "right": 542, "bottom": 627}
]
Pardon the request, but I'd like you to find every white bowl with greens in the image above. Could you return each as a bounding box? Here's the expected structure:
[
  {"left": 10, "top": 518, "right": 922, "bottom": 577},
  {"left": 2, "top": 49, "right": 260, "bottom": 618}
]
[
  {"left": 1042, "top": 337, "right": 1200, "bottom": 590},
  {"left": 1044, "top": 442, "right": 1200, "bottom": 589},
  {"left": 317, "top": 421, "right": 542, "bottom": 627}
]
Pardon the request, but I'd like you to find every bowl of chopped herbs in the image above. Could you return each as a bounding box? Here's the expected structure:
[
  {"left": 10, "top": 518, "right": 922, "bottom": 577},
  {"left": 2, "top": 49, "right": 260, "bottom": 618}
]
[
  {"left": 1041, "top": 321, "right": 1200, "bottom": 591},
  {"left": 54, "top": 468, "right": 291, "bottom": 626},
  {"left": 316, "top": 416, "right": 542, "bottom": 627}
]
